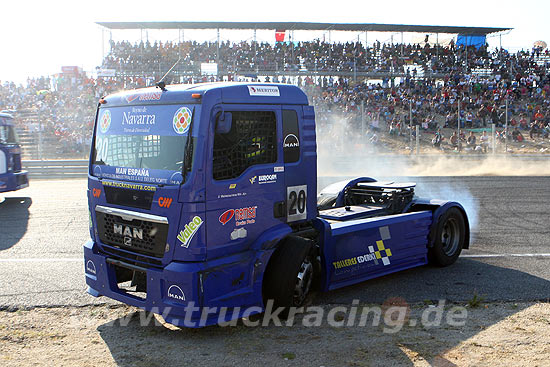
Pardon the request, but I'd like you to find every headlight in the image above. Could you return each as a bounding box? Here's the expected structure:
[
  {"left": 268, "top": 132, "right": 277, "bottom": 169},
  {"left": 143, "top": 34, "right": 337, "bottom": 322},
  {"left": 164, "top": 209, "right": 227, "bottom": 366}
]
[{"left": 7, "top": 155, "right": 14, "bottom": 171}]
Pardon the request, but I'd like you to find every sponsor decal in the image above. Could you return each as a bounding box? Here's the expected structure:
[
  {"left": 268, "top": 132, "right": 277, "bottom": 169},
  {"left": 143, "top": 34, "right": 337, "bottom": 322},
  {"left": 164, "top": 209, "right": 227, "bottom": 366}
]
[
  {"left": 219, "top": 206, "right": 257, "bottom": 226},
  {"left": 219, "top": 209, "right": 235, "bottom": 225},
  {"left": 92, "top": 188, "right": 101, "bottom": 198},
  {"left": 125, "top": 91, "right": 162, "bottom": 103},
  {"left": 229, "top": 183, "right": 237, "bottom": 189},
  {"left": 167, "top": 285, "right": 186, "bottom": 301},
  {"left": 258, "top": 174, "right": 277, "bottom": 184},
  {"left": 86, "top": 260, "right": 96, "bottom": 275},
  {"left": 283, "top": 134, "right": 300, "bottom": 148},
  {"left": 333, "top": 227, "right": 394, "bottom": 270},
  {"left": 235, "top": 207, "right": 257, "bottom": 226},
  {"left": 249, "top": 174, "right": 277, "bottom": 185},
  {"left": 217, "top": 192, "right": 247, "bottom": 199},
  {"left": 102, "top": 180, "right": 156, "bottom": 191},
  {"left": 115, "top": 167, "right": 150, "bottom": 177},
  {"left": 230, "top": 227, "right": 248, "bottom": 240},
  {"left": 247, "top": 85, "right": 280, "bottom": 97},
  {"left": 370, "top": 240, "right": 393, "bottom": 266},
  {"left": 99, "top": 110, "right": 111, "bottom": 133},
  {"left": 158, "top": 197, "right": 173, "bottom": 208},
  {"left": 125, "top": 94, "right": 139, "bottom": 103},
  {"left": 122, "top": 106, "right": 156, "bottom": 126},
  {"left": 274, "top": 166, "right": 284, "bottom": 173},
  {"left": 177, "top": 216, "right": 203, "bottom": 248},
  {"left": 173, "top": 106, "right": 192, "bottom": 135}
]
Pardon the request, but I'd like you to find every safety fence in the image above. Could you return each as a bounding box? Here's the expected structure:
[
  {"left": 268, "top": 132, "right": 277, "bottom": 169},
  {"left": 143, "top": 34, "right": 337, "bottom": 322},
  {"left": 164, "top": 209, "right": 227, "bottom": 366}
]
[
  {"left": 22, "top": 160, "right": 88, "bottom": 179},
  {"left": 21, "top": 155, "right": 548, "bottom": 180}
]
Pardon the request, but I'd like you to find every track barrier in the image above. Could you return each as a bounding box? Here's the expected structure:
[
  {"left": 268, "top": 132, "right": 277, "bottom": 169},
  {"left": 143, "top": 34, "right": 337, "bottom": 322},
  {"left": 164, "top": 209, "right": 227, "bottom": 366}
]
[{"left": 22, "top": 160, "right": 88, "bottom": 179}]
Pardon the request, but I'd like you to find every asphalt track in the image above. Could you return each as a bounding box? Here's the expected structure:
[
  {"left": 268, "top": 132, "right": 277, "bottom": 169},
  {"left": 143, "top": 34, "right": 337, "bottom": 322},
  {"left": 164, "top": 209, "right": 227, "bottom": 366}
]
[{"left": 0, "top": 176, "right": 549, "bottom": 309}]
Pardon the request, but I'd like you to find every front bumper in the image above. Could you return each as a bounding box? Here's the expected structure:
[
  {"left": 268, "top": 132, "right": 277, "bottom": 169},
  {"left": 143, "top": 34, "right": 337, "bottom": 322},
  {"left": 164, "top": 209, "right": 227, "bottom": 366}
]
[
  {"left": 83, "top": 240, "right": 263, "bottom": 327},
  {"left": 0, "top": 171, "right": 29, "bottom": 193}
]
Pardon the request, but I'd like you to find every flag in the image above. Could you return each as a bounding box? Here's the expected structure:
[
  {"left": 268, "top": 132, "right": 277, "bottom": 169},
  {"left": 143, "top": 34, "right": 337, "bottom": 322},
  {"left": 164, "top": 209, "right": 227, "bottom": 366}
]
[{"left": 275, "top": 30, "right": 286, "bottom": 42}]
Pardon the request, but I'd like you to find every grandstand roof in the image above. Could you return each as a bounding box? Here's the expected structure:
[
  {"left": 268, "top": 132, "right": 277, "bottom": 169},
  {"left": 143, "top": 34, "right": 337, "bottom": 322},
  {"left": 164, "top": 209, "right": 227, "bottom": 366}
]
[{"left": 96, "top": 21, "right": 511, "bottom": 35}]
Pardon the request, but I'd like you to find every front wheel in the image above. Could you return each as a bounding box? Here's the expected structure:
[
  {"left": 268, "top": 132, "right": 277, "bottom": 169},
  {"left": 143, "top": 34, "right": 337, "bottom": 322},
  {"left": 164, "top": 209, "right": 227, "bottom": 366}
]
[
  {"left": 263, "top": 236, "right": 317, "bottom": 315},
  {"left": 428, "top": 207, "right": 466, "bottom": 266}
]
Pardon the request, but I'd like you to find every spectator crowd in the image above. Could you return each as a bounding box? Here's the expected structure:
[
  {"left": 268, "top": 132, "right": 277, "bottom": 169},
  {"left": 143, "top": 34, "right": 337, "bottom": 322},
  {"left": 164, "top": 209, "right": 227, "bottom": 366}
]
[{"left": 1, "top": 38, "right": 550, "bottom": 157}]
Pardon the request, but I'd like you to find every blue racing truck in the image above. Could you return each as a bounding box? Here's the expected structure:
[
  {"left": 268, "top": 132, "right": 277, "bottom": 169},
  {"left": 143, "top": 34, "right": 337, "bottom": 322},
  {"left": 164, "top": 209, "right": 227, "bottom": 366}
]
[
  {"left": 84, "top": 83, "right": 469, "bottom": 327},
  {"left": 0, "top": 113, "right": 28, "bottom": 193}
]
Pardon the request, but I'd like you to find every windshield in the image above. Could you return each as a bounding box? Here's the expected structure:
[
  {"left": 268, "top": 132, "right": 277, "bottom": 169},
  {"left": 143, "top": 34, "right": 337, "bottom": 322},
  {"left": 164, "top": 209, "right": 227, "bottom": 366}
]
[
  {"left": 0, "top": 125, "right": 20, "bottom": 145},
  {"left": 92, "top": 104, "right": 199, "bottom": 185}
]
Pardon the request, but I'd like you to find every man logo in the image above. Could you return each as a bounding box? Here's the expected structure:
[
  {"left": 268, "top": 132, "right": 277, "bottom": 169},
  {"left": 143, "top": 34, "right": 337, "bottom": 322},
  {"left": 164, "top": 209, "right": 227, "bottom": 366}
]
[
  {"left": 283, "top": 134, "right": 300, "bottom": 148},
  {"left": 113, "top": 224, "right": 143, "bottom": 240},
  {"left": 167, "top": 285, "right": 186, "bottom": 301},
  {"left": 86, "top": 260, "right": 96, "bottom": 275}
]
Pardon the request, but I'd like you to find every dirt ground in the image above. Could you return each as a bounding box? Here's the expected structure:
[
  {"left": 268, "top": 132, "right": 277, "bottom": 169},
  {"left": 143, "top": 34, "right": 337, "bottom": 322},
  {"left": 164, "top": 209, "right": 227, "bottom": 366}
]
[{"left": 1, "top": 301, "right": 549, "bottom": 367}]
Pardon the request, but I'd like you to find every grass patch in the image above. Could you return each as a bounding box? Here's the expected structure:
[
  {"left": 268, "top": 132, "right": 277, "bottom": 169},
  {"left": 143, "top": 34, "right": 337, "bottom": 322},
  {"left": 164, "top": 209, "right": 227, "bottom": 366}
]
[
  {"left": 468, "top": 292, "right": 484, "bottom": 308},
  {"left": 282, "top": 352, "right": 296, "bottom": 360}
]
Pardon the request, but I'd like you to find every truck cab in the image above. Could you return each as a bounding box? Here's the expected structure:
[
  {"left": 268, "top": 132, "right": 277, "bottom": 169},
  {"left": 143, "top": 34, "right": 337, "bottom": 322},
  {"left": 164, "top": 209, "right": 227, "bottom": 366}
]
[
  {"left": 84, "top": 83, "right": 469, "bottom": 327},
  {"left": 0, "top": 113, "right": 28, "bottom": 193}
]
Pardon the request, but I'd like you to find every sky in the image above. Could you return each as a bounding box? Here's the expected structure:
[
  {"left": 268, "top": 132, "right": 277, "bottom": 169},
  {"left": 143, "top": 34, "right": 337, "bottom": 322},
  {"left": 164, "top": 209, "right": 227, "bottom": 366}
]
[{"left": 1, "top": 0, "right": 549, "bottom": 84}]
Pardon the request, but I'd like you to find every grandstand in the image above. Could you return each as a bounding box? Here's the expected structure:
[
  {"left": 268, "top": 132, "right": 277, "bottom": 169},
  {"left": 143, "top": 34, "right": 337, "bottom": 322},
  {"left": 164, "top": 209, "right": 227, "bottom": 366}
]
[{"left": 96, "top": 21, "right": 512, "bottom": 83}]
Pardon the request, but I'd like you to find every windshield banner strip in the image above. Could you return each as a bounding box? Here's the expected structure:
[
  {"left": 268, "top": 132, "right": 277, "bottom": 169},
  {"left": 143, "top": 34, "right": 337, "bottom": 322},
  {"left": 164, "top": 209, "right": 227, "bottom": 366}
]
[
  {"left": 93, "top": 165, "right": 184, "bottom": 185},
  {"left": 98, "top": 105, "right": 199, "bottom": 137}
]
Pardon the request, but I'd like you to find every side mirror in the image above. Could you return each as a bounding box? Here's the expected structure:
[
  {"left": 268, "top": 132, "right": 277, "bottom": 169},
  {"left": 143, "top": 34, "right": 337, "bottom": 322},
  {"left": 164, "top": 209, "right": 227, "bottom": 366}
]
[{"left": 216, "top": 112, "right": 232, "bottom": 134}]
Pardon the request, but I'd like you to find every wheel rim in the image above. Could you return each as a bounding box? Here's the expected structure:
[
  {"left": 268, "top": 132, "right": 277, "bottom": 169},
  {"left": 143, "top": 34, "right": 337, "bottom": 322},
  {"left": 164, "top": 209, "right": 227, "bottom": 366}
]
[
  {"left": 441, "top": 217, "right": 460, "bottom": 256},
  {"left": 293, "top": 257, "right": 313, "bottom": 306}
]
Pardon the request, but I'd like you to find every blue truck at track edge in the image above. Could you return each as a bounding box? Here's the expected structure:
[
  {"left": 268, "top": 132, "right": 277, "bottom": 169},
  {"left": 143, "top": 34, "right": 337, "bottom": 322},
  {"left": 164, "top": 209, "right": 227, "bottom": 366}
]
[
  {"left": 84, "top": 83, "right": 469, "bottom": 327},
  {"left": 0, "top": 112, "right": 28, "bottom": 193}
]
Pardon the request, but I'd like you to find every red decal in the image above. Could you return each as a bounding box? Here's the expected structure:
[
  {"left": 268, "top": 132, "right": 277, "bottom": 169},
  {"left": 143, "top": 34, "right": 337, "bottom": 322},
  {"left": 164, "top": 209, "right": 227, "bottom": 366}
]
[
  {"left": 159, "top": 197, "right": 173, "bottom": 208},
  {"left": 92, "top": 188, "right": 101, "bottom": 198},
  {"left": 219, "top": 209, "right": 235, "bottom": 225},
  {"left": 125, "top": 94, "right": 140, "bottom": 103}
]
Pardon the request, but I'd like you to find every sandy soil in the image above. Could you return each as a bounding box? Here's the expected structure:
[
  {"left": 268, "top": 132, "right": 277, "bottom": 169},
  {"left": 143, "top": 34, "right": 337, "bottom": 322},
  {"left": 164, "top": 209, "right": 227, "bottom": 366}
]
[{"left": 1, "top": 301, "right": 549, "bottom": 367}]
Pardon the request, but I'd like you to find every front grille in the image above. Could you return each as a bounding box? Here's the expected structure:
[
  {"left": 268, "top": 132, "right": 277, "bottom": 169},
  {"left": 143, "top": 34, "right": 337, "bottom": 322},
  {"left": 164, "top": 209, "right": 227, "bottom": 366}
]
[{"left": 96, "top": 209, "right": 168, "bottom": 258}]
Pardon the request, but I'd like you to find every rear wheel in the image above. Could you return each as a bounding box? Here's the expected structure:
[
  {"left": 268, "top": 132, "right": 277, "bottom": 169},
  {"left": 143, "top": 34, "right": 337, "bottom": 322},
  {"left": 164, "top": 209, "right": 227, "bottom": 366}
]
[
  {"left": 317, "top": 194, "right": 337, "bottom": 210},
  {"left": 428, "top": 207, "right": 466, "bottom": 266},
  {"left": 263, "top": 236, "right": 317, "bottom": 315}
]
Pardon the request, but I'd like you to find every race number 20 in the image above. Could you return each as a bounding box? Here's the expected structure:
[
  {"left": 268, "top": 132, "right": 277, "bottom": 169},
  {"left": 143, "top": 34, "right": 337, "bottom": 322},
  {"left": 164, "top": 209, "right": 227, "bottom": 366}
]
[{"left": 287, "top": 185, "right": 307, "bottom": 222}]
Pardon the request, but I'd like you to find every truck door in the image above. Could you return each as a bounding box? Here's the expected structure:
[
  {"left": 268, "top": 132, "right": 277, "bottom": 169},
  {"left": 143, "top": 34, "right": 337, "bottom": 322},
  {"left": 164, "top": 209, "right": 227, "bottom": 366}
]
[{"left": 205, "top": 105, "right": 286, "bottom": 259}]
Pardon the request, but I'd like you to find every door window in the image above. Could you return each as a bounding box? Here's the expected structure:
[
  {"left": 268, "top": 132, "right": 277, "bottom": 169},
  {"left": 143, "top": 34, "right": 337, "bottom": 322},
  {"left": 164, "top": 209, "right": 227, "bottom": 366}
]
[{"left": 213, "top": 111, "right": 277, "bottom": 180}]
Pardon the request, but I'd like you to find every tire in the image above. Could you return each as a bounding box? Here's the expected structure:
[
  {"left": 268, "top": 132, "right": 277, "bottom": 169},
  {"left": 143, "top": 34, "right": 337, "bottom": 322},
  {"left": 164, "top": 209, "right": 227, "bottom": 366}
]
[
  {"left": 262, "top": 236, "right": 316, "bottom": 316},
  {"left": 317, "top": 193, "right": 337, "bottom": 210},
  {"left": 428, "top": 207, "right": 466, "bottom": 266}
]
